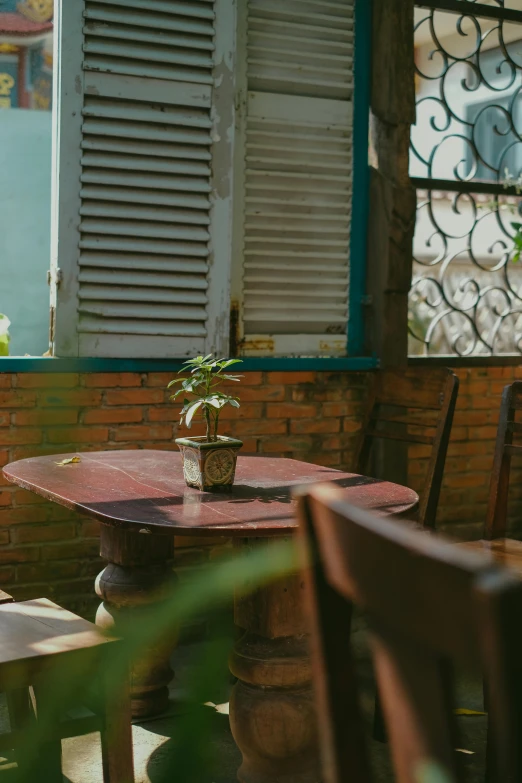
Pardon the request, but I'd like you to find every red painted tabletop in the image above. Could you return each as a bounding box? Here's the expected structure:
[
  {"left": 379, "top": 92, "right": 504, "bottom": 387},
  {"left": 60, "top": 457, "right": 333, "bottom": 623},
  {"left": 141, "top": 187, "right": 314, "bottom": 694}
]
[{"left": 3, "top": 450, "right": 419, "bottom": 537}]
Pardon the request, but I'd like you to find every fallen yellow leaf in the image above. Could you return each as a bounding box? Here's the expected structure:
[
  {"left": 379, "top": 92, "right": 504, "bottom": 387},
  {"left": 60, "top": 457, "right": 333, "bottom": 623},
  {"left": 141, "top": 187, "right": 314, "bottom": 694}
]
[
  {"left": 454, "top": 709, "right": 486, "bottom": 717},
  {"left": 55, "top": 457, "right": 81, "bottom": 466}
]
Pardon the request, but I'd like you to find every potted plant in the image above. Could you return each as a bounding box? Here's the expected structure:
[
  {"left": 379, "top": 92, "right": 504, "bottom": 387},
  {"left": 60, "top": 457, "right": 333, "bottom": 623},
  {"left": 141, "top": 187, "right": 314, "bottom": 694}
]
[{"left": 170, "top": 355, "right": 243, "bottom": 491}]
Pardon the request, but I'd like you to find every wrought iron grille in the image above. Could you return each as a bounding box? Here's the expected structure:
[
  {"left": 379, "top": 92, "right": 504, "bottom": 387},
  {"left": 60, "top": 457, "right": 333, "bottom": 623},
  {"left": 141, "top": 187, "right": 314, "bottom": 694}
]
[{"left": 409, "top": 0, "right": 522, "bottom": 356}]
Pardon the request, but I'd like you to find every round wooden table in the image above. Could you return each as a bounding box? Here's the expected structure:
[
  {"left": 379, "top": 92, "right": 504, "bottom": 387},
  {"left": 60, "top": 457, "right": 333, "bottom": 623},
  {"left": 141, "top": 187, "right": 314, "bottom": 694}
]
[{"left": 3, "top": 450, "right": 418, "bottom": 783}]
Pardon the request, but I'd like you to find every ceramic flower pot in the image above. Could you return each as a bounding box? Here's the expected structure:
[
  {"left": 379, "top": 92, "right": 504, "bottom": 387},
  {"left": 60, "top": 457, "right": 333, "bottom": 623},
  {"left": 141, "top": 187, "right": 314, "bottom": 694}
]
[{"left": 175, "top": 435, "right": 243, "bottom": 491}]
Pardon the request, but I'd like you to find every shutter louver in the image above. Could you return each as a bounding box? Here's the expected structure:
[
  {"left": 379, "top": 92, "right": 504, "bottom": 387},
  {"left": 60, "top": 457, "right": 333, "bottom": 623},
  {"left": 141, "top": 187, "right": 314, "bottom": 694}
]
[
  {"left": 52, "top": 0, "right": 234, "bottom": 358},
  {"left": 239, "top": 0, "right": 355, "bottom": 356}
]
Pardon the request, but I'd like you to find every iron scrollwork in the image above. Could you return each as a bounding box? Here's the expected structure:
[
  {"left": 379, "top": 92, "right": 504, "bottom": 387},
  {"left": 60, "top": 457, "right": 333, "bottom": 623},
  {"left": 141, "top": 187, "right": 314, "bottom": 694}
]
[{"left": 409, "top": 0, "right": 522, "bottom": 356}]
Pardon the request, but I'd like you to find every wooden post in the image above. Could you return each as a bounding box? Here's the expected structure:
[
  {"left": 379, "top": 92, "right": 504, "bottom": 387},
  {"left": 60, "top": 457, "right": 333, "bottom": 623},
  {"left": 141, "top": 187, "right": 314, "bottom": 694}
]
[
  {"left": 229, "top": 539, "right": 320, "bottom": 783},
  {"left": 365, "top": 0, "right": 416, "bottom": 486},
  {"left": 95, "top": 524, "right": 177, "bottom": 718},
  {"left": 365, "top": 0, "right": 416, "bottom": 368}
]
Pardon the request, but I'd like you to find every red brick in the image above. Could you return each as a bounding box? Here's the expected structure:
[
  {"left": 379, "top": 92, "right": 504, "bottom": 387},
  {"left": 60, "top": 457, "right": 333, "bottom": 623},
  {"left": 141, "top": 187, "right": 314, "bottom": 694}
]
[
  {"left": 235, "top": 438, "right": 258, "bottom": 453},
  {"left": 0, "top": 413, "right": 9, "bottom": 427},
  {"left": 135, "top": 442, "right": 177, "bottom": 452},
  {"left": 41, "top": 540, "right": 100, "bottom": 561},
  {"left": 16, "top": 374, "right": 79, "bottom": 388},
  {"left": 409, "top": 444, "right": 432, "bottom": 459},
  {"left": 448, "top": 426, "right": 468, "bottom": 440},
  {"left": 231, "top": 386, "right": 285, "bottom": 402},
  {"left": 47, "top": 427, "right": 109, "bottom": 444},
  {"left": 0, "top": 547, "right": 39, "bottom": 563},
  {"left": 14, "top": 409, "right": 78, "bottom": 427},
  {"left": 291, "top": 389, "right": 310, "bottom": 403},
  {"left": 106, "top": 389, "right": 164, "bottom": 406},
  {"left": 0, "top": 429, "right": 43, "bottom": 446},
  {"left": 487, "top": 380, "right": 509, "bottom": 395},
  {"left": 147, "top": 407, "right": 181, "bottom": 423},
  {"left": 290, "top": 419, "right": 340, "bottom": 435},
  {"left": 147, "top": 372, "right": 175, "bottom": 387},
  {"left": 467, "top": 381, "right": 489, "bottom": 395},
  {"left": 315, "top": 452, "right": 342, "bottom": 467},
  {"left": 266, "top": 372, "right": 316, "bottom": 385},
  {"left": 0, "top": 506, "right": 51, "bottom": 525},
  {"left": 219, "top": 403, "right": 264, "bottom": 420},
  {"left": 0, "top": 376, "right": 11, "bottom": 389},
  {"left": 321, "top": 402, "right": 356, "bottom": 417},
  {"left": 84, "top": 372, "right": 143, "bottom": 388},
  {"left": 12, "top": 523, "right": 76, "bottom": 545},
  {"left": 0, "top": 391, "right": 36, "bottom": 408},
  {"left": 447, "top": 441, "right": 489, "bottom": 457},
  {"left": 470, "top": 426, "right": 497, "bottom": 440},
  {"left": 39, "top": 390, "right": 102, "bottom": 408},
  {"left": 444, "top": 473, "right": 486, "bottom": 489},
  {"left": 9, "top": 445, "right": 72, "bottom": 461},
  {"left": 112, "top": 425, "right": 173, "bottom": 442},
  {"left": 46, "top": 505, "right": 77, "bottom": 522},
  {"left": 0, "top": 565, "right": 13, "bottom": 583},
  {"left": 320, "top": 436, "right": 342, "bottom": 451},
  {"left": 14, "top": 489, "right": 49, "bottom": 506},
  {"left": 18, "top": 561, "right": 78, "bottom": 583},
  {"left": 453, "top": 410, "right": 496, "bottom": 427},
  {"left": 312, "top": 388, "right": 343, "bottom": 402},
  {"left": 83, "top": 408, "right": 143, "bottom": 425},
  {"left": 343, "top": 419, "right": 362, "bottom": 433},
  {"left": 223, "top": 420, "right": 287, "bottom": 437},
  {"left": 468, "top": 455, "right": 494, "bottom": 472},
  {"left": 80, "top": 519, "right": 101, "bottom": 538},
  {"left": 0, "top": 491, "right": 13, "bottom": 507},
  {"left": 260, "top": 437, "right": 313, "bottom": 453},
  {"left": 238, "top": 371, "right": 263, "bottom": 386},
  {"left": 267, "top": 404, "right": 317, "bottom": 419},
  {"left": 0, "top": 450, "right": 8, "bottom": 467}
]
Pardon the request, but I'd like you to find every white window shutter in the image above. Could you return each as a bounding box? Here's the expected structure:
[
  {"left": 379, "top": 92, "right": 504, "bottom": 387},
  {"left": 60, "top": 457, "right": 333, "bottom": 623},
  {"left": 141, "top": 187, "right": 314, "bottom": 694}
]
[
  {"left": 232, "top": 0, "right": 355, "bottom": 357},
  {"left": 50, "top": 0, "right": 235, "bottom": 358}
]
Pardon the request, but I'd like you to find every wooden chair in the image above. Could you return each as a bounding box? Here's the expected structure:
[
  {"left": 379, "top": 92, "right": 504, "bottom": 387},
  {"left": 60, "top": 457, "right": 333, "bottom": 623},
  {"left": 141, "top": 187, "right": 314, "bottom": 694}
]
[
  {"left": 354, "top": 367, "right": 459, "bottom": 529},
  {"left": 296, "top": 483, "right": 522, "bottom": 783},
  {"left": 461, "top": 381, "right": 522, "bottom": 567},
  {"left": 0, "top": 594, "right": 134, "bottom": 783}
]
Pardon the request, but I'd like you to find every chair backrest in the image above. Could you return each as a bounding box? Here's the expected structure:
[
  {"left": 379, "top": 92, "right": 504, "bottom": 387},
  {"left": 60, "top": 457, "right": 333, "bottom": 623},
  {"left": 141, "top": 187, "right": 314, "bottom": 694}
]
[
  {"left": 297, "top": 483, "right": 522, "bottom": 783},
  {"left": 486, "top": 381, "right": 522, "bottom": 540},
  {"left": 354, "top": 367, "right": 459, "bottom": 529}
]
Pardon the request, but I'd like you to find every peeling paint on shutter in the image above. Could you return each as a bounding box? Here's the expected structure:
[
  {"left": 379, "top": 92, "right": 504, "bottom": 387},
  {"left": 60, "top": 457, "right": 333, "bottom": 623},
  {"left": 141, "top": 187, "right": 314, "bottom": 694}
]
[
  {"left": 51, "top": 0, "right": 235, "bottom": 358},
  {"left": 238, "top": 0, "right": 355, "bottom": 356}
]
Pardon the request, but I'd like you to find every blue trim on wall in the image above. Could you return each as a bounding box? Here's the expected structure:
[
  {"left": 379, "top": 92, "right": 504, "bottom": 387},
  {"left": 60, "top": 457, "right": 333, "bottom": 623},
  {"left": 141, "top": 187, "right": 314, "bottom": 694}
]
[
  {"left": 0, "top": 356, "right": 379, "bottom": 374},
  {"left": 348, "top": 0, "right": 372, "bottom": 355}
]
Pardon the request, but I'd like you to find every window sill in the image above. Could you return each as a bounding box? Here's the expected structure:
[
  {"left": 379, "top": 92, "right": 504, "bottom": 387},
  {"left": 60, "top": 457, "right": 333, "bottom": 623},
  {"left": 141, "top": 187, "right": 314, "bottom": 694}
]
[{"left": 0, "top": 356, "right": 379, "bottom": 373}]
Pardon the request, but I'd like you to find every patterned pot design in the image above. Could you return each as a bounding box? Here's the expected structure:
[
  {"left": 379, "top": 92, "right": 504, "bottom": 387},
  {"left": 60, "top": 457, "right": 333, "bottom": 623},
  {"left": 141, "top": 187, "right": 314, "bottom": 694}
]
[{"left": 175, "top": 435, "right": 243, "bottom": 492}]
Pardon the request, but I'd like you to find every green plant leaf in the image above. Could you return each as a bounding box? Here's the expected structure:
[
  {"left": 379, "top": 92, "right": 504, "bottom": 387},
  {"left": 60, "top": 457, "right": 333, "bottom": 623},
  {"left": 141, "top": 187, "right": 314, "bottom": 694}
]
[
  {"left": 205, "top": 396, "right": 224, "bottom": 408},
  {"left": 185, "top": 400, "right": 203, "bottom": 427},
  {"left": 219, "top": 359, "right": 243, "bottom": 369}
]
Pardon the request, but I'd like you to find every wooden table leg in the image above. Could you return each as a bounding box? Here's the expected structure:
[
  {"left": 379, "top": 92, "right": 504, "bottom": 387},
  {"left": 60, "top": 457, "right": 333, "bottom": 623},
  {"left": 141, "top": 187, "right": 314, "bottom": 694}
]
[
  {"left": 95, "top": 524, "right": 177, "bottom": 719},
  {"left": 229, "top": 539, "right": 320, "bottom": 783}
]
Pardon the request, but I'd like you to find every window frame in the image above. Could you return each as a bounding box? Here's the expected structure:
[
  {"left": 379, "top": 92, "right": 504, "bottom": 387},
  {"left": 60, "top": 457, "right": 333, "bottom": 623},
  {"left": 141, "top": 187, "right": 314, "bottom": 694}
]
[{"left": 1, "top": 0, "right": 374, "bottom": 372}]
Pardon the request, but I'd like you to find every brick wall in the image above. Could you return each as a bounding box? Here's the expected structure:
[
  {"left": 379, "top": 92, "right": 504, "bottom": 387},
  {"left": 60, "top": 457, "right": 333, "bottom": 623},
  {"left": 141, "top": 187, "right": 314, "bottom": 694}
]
[
  {"left": 408, "top": 365, "right": 522, "bottom": 539},
  {"left": 0, "top": 365, "right": 520, "bottom": 618},
  {"left": 0, "top": 369, "right": 367, "bottom": 617}
]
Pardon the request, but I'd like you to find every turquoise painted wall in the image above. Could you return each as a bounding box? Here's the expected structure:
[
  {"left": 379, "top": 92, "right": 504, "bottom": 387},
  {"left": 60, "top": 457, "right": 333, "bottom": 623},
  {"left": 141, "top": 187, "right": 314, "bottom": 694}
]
[{"left": 0, "top": 109, "right": 51, "bottom": 356}]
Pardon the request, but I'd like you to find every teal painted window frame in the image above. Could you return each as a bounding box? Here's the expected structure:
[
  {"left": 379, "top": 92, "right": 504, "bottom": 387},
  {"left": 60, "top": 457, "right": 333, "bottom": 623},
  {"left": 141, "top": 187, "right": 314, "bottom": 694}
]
[{"left": 1, "top": 0, "right": 374, "bottom": 375}]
